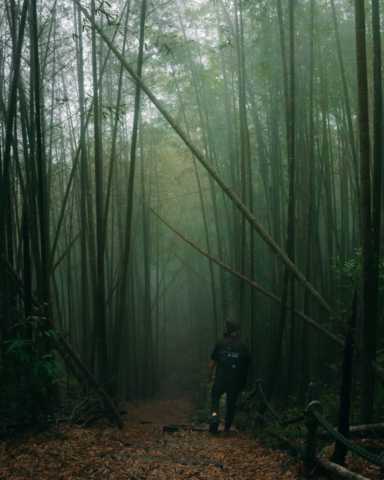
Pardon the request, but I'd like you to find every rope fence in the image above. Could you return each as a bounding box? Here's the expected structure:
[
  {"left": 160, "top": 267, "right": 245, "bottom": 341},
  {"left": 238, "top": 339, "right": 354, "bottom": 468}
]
[{"left": 256, "top": 379, "right": 384, "bottom": 474}]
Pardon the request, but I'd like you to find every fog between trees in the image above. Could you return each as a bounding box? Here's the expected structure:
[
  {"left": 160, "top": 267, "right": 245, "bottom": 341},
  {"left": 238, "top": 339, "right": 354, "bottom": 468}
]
[{"left": 0, "top": 0, "right": 383, "bottom": 426}]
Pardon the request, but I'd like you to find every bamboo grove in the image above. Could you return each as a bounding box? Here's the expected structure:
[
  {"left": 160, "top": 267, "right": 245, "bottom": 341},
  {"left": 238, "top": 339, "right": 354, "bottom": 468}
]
[{"left": 0, "top": 0, "right": 383, "bottom": 426}]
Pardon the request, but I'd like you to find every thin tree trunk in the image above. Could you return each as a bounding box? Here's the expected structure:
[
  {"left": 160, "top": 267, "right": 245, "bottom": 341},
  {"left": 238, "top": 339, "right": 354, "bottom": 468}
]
[
  {"left": 299, "top": 0, "right": 314, "bottom": 397},
  {"left": 234, "top": 0, "right": 247, "bottom": 321},
  {"left": 268, "top": 0, "right": 295, "bottom": 404},
  {"left": 321, "top": 99, "right": 334, "bottom": 299},
  {"left": 139, "top": 116, "right": 153, "bottom": 399},
  {"left": 76, "top": 4, "right": 90, "bottom": 357},
  {"left": 276, "top": 0, "right": 289, "bottom": 146},
  {"left": 354, "top": 0, "right": 374, "bottom": 423},
  {"left": 370, "top": 0, "right": 382, "bottom": 415},
  {"left": 31, "top": 0, "right": 50, "bottom": 310},
  {"left": 91, "top": 0, "right": 108, "bottom": 382},
  {"left": 284, "top": 0, "right": 296, "bottom": 400},
  {"left": 109, "top": 2, "right": 131, "bottom": 396},
  {"left": 114, "top": 0, "right": 147, "bottom": 397},
  {"left": 23, "top": 206, "right": 32, "bottom": 342},
  {"left": 330, "top": 0, "right": 359, "bottom": 196},
  {"left": 331, "top": 290, "right": 357, "bottom": 466}
]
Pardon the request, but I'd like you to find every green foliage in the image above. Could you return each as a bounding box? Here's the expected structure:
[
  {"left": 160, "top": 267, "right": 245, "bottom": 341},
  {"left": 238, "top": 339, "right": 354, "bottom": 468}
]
[
  {"left": 94, "top": 0, "right": 118, "bottom": 26},
  {"left": 275, "top": 406, "right": 306, "bottom": 441},
  {"left": 235, "top": 411, "right": 250, "bottom": 431},
  {"left": 321, "top": 388, "right": 340, "bottom": 423},
  {"left": 1, "top": 327, "right": 67, "bottom": 425},
  {"left": 333, "top": 250, "right": 384, "bottom": 290},
  {"left": 239, "top": 388, "right": 255, "bottom": 409},
  {"left": 192, "top": 405, "right": 211, "bottom": 424},
  {"left": 218, "top": 25, "right": 234, "bottom": 49},
  {"left": 332, "top": 251, "right": 384, "bottom": 319},
  {"left": 332, "top": 250, "right": 362, "bottom": 289}
]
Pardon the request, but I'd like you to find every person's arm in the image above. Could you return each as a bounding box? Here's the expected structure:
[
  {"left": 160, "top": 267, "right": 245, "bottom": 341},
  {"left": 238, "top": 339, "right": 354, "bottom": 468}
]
[{"left": 208, "top": 359, "right": 216, "bottom": 385}]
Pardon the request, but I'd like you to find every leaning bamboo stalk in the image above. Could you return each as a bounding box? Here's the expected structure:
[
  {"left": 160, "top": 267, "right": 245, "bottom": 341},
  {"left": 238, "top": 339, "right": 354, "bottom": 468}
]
[
  {"left": 135, "top": 195, "right": 344, "bottom": 349},
  {"left": 51, "top": 231, "right": 81, "bottom": 274},
  {"left": 2, "top": 254, "right": 123, "bottom": 429},
  {"left": 73, "top": 0, "right": 339, "bottom": 325}
]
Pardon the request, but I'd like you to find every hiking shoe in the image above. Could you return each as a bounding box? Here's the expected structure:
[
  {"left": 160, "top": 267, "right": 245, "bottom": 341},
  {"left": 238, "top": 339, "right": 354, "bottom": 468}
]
[{"left": 209, "top": 415, "right": 220, "bottom": 432}]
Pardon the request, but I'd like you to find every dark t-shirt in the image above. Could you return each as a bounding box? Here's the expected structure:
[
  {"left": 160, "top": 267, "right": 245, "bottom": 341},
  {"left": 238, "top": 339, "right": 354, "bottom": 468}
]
[{"left": 210, "top": 338, "right": 250, "bottom": 390}]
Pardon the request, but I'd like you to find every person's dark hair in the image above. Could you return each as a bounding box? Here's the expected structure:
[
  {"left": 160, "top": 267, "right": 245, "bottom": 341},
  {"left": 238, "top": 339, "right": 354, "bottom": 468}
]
[{"left": 223, "top": 318, "right": 241, "bottom": 346}]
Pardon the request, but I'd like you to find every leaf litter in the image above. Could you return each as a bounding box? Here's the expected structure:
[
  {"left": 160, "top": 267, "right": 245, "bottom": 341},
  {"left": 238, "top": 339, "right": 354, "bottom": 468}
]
[{"left": 0, "top": 388, "right": 382, "bottom": 479}]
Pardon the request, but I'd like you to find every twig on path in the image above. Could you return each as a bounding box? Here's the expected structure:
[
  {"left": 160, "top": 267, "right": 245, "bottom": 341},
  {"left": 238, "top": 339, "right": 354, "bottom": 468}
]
[
  {"left": 163, "top": 424, "right": 206, "bottom": 432},
  {"left": 125, "top": 441, "right": 149, "bottom": 451}
]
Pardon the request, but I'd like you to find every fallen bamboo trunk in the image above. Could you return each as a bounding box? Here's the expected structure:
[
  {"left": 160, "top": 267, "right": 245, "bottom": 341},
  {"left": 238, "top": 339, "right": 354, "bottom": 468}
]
[
  {"left": 314, "top": 456, "right": 371, "bottom": 480},
  {"left": 269, "top": 431, "right": 370, "bottom": 480},
  {"left": 2, "top": 254, "right": 123, "bottom": 430},
  {"left": 348, "top": 423, "right": 384, "bottom": 436},
  {"left": 318, "top": 422, "right": 384, "bottom": 438}
]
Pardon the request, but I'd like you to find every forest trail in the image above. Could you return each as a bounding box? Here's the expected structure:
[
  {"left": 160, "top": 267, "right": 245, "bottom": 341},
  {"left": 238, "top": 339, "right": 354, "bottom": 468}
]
[
  {"left": 0, "top": 380, "right": 381, "bottom": 479},
  {"left": 0, "top": 379, "right": 300, "bottom": 480}
]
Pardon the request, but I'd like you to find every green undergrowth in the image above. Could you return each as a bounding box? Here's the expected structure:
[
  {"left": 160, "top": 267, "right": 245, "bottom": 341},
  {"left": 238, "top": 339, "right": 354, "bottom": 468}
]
[
  {"left": 176, "top": 361, "right": 384, "bottom": 433},
  {"left": 1, "top": 313, "right": 67, "bottom": 427},
  {"left": 177, "top": 364, "right": 258, "bottom": 426}
]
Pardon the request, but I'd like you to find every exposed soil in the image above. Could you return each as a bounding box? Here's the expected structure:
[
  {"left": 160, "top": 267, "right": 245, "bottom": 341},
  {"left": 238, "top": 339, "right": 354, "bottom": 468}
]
[{"left": 0, "top": 384, "right": 382, "bottom": 479}]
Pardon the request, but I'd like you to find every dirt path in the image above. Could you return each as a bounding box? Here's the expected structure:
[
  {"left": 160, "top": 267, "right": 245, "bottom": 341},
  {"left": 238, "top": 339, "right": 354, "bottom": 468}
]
[
  {"left": 0, "top": 383, "right": 293, "bottom": 479},
  {"left": 0, "top": 386, "right": 381, "bottom": 479}
]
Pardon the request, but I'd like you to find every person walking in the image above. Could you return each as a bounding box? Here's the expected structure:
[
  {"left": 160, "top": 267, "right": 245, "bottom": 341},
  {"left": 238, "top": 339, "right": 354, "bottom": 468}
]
[{"left": 208, "top": 318, "right": 250, "bottom": 432}]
